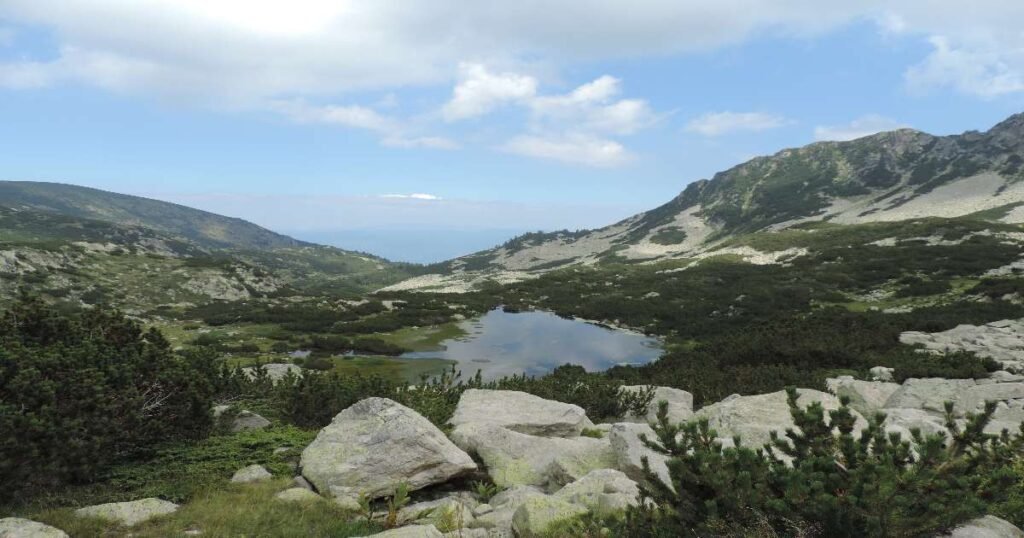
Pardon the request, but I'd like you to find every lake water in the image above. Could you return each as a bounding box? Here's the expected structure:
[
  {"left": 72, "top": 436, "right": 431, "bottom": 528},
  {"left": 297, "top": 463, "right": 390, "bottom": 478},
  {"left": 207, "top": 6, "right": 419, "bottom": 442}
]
[{"left": 401, "top": 308, "right": 662, "bottom": 380}]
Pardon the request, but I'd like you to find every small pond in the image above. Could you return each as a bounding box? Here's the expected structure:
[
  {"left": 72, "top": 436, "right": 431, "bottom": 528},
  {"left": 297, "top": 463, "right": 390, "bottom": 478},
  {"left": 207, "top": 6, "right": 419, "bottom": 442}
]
[{"left": 401, "top": 308, "right": 662, "bottom": 380}]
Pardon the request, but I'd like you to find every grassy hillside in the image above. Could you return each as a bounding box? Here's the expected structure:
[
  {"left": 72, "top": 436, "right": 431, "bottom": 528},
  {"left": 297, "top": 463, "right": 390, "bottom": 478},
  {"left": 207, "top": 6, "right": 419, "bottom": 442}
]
[{"left": 0, "top": 181, "right": 306, "bottom": 250}]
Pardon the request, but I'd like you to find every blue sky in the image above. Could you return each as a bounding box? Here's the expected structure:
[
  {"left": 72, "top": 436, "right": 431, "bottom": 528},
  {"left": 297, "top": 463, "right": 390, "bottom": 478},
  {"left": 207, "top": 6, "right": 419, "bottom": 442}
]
[{"left": 2, "top": 2, "right": 1024, "bottom": 262}]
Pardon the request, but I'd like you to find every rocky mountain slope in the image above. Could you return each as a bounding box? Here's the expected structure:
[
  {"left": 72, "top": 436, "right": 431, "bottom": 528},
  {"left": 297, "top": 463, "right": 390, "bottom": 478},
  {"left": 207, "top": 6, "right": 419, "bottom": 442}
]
[
  {"left": 388, "top": 112, "right": 1024, "bottom": 292},
  {"left": 0, "top": 192, "right": 414, "bottom": 310}
]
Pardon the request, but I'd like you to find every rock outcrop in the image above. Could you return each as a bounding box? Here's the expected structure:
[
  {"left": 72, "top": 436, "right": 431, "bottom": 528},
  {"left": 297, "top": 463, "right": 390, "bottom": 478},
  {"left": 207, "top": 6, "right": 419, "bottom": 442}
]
[
  {"left": 620, "top": 385, "right": 693, "bottom": 425},
  {"left": 274, "top": 488, "right": 323, "bottom": 503},
  {"left": 694, "top": 389, "right": 868, "bottom": 449},
  {"left": 826, "top": 376, "right": 900, "bottom": 416},
  {"left": 74, "top": 498, "right": 179, "bottom": 526},
  {"left": 607, "top": 422, "right": 671, "bottom": 485},
  {"left": 450, "top": 422, "right": 615, "bottom": 488},
  {"left": 0, "top": 518, "right": 69, "bottom": 538},
  {"left": 301, "top": 398, "right": 476, "bottom": 504},
  {"left": 449, "top": 389, "right": 591, "bottom": 437}
]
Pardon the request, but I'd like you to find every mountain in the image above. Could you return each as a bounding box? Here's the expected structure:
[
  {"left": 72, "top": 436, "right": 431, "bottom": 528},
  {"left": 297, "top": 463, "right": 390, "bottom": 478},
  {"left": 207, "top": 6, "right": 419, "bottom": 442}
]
[
  {"left": 0, "top": 181, "right": 306, "bottom": 250},
  {"left": 0, "top": 183, "right": 416, "bottom": 309},
  {"left": 387, "top": 112, "right": 1024, "bottom": 292}
]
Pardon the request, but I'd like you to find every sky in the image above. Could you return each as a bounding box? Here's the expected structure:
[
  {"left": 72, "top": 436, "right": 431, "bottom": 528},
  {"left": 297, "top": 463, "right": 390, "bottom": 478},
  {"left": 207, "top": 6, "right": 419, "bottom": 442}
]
[{"left": 2, "top": 2, "right": 1024, "bottom": 262}]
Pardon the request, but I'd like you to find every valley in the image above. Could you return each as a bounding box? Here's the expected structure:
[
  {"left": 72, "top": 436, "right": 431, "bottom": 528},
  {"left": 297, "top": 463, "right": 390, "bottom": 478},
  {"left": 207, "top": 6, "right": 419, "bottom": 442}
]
[{"left": 3, "top": 113, "right": 1024, "bottom": 537}]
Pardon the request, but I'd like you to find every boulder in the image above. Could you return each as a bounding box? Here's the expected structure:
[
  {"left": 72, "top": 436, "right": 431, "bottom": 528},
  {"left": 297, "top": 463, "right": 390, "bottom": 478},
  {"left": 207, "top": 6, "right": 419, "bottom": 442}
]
[
  {"left": 620, "top": 385, "right": 693, "bottom": 425},
  {"left": 241, "top": 363, "right": 302, "bottom": 383},
  {"left": 301, "top": 398, "right": 476, "bottom": 504},
  {"left": 230, "top": 464, "right": 272, "bottom": 483},
  {"left": 987, "top": 400, "right": 1024, "bottom": 436},
  {"left": 938, "top": 515, "right": 1024, "bottom": 538},
  {"left": 883, "top": 378, "right": 977, "bottom": 416},
  {"left": 694, "top": 389, "right": 867, "bottom": 450},
  {"left": 881, "top": 408, "right": 950, "bottom": 441},
  {"left": 397, "top": 495, "right": 477, "bottom": 530},
  {"left": 469, "top": 486, "right": 547, "bottom": 531},
  {"left": 870, "top": 366, "right": 895, "bottom": 382},
  {"left": 274, "top": 488, "right": 323, "bottom": 503},
  {"left": 826, "top": 376, "right": 900, "bottom": 416},
  {"left": 956, "top": 383, "right": 1024, "bottom": 414},
  {"left": 356, "top": 525, "right": 445, "bottom": 538},
  {"left": 0, "top": 518, "right": 69, "bottom": 538},
  {"left": 74, "top": 498, "right": 179, "bottom": 527},
  {"left": 449, "top": 390, "right": 590, "bottom": 437},
  {"left": 292, "top": 475, "right": 314, "bottom": 491},
  {"left": 511, "top": 496, "right": 588, "bottom": 537},
  {"left": 552, "top": 469, "right": 639, "bottom": 516},
  {"left": 450, "top": 423, "right": 615, "bottom": 488},
  {"left": 607, "top": 423, "right": 671, "bottom": 486}
]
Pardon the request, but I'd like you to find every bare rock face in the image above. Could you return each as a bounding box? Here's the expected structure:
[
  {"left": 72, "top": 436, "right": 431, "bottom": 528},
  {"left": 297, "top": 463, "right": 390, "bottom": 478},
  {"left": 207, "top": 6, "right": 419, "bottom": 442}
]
[
  {"left": 300, "top": 398, "right": 476, "bottom": 504},
  {"left": 0, "top": 518, "right": 69, "bottom": 538},
  {"left": 511, "top": 496, "right": 588, "bottom": 538},
  {"left": 74, "top": 498, "right": 179, "bottom": 527},
  {"left": 607, "top": 423, "right": 671, "bottom": 486},
  {"left": 883, "top": 378, "right": 978, "bottom": 416},
  {"left": 552, "top": 468, "right": 639, "bottom": 516},
  {"left": 937, "top": 515, "right": 1024, "bottom": 538},
  {"left": 694, "top": 389, "right": 867, "bottom": 450},
  {"left": 826, "top": 376, "right": 901, "bottom": 416},
  {"left": 620, "top": 385, "right": 694, "bottom": 425},
  {"left": 870, "top": 366, "right": 895, "bottom": 382},
  {"left": 450, "top": 423, "right": 615, "bottom": 488},
  {"left": 449, "top": 389, "right": 591, "bottom": 437},
  {"left": 241, "top": 363, "right": 302, "bottom": 383}
]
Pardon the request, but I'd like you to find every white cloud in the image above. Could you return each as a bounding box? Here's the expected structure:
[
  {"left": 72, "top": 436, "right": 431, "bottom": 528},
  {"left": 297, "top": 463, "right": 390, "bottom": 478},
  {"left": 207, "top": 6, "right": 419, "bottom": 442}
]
[
  {"left": 905, "top": 35, "right": 1024, "bottom": 98},
  {"left": 813, "top": 114, "right": 909, "bottom": 141},
  {"left": 380, "top": 193, "right": 443, "bottom": 200},
  {"left": 684, "top": 111, "right": 791, "bottom": 136},
  {"left": 267, "top": 100, "right": 456, "bottom": 150},
  {"left": 500, "top": 134, "right": 632, "bottom": 167},
  {"left": 529, "top": 76, "right": 657, "bottom": 136},
  {"left": 442, "top": 63, "right": 538, "bottom": 121}
]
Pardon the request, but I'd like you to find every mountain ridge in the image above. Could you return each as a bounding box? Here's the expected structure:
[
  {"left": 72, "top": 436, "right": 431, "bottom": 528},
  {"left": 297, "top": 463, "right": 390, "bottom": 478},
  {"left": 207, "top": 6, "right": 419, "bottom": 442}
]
[{"left": 386, "top": 112, "right": 1024, "bottom": 292}]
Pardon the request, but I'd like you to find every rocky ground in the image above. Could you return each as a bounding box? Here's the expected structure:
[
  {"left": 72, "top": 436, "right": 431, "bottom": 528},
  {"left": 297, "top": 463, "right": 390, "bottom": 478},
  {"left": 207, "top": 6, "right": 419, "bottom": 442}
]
[{"left": 6, "top": 361, "right": 1024, "bottom": 537}]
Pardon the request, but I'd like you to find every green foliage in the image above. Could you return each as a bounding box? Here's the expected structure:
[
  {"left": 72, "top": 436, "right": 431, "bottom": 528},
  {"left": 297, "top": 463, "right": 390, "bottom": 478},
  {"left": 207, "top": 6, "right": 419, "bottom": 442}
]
[
  {"left": 0, "top": 295, "right": 221, "bottom": 500},
  {"left": 471, "top": 479, "right": 502, "bottom": 503},
  {"left": 384, "top": 482, "right": 411, "bottom": 529},
  {"left": 649, "top": 228, "right": 688, "bottom": 245},
  {"left": 619, "top": 391, "right": 1024, "bottom": 537}
]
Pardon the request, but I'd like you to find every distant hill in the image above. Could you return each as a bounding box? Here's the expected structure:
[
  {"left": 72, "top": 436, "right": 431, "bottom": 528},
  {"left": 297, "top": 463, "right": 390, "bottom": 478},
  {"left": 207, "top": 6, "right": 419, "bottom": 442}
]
[{"left": 0, "top": 181, "right": 306, "bottom": 251}]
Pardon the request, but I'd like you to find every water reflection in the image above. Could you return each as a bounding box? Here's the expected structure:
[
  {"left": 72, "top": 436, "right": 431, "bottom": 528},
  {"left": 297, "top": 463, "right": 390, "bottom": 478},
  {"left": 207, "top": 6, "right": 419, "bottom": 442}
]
[{"left": 401, "top": 308, "right": 662, "bottom": 380}]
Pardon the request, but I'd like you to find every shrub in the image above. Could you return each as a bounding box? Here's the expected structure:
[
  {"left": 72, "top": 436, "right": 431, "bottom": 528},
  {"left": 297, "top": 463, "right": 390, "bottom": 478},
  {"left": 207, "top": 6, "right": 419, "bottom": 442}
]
[
  {"left": 619, "top": 390, "right": 1024, "bottom": 537},
  {"left": 0, "top": 296, "right": 221, "bottom": 499}
]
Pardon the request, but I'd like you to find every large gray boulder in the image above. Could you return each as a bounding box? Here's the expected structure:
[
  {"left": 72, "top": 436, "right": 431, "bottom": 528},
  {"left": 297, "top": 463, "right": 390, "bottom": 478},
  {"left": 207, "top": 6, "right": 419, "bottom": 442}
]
[
  {"left": 870, "top": 366, "right": 895, "bottom": 382},
  {"left": 396, "top": 494, "right": 477, "bottom": 530},
  {"left": 607, "top": 423, "right": 671, "bottom": 486},
  {"left": 552, "top": 468, "right": 639, "bottom": 516},
  {"left": 449, "top": 390, "right": 590, "bottom": 437},
  {"left": 74, "top": 498, "right": 179, "bottom": 526},
  {"left": 0, "top": 518, "right": 69, "bottom": 538},
  {"left": 883, "top": 378, "right": 977, "bottom": 416},
  {"left": 694, "top": 389, "right": 867, "bottom": 450},
  {"left": 301, "top": 398, "right": 476, "bottom": 504},
  {"left": 938, "top": 515, "right": 1024, "bottom": 537},
  {"left": 881, "top": 408, "right": 950, "bottom": 441},
  {"left": 826, "top": 376, "right": 900, "bottom": 416},
  {"left": 956, "top": 383, "right": 1024, "bottom": 414},
  {"left": 450, "top": 423, "right": 615, "bottom": 488},
  {"left": 620, "top": 385, "right": 693, "bottom": 425},
  {"left": 214, "top": 405, "right": 272, "bottom": 432},
  {"left": 988, "top": 400, "right": 1024, "bottom": 435},
  {"left": 511, "top": 496, "right": 588, "bottom": 538},
  {"left": 469, "top": 486, "right": 547, "bottom": 532}
]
